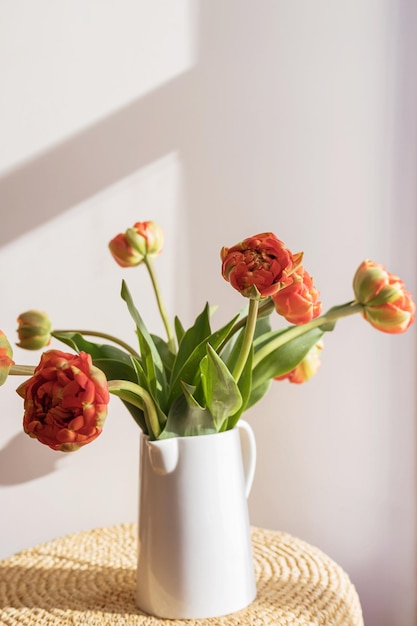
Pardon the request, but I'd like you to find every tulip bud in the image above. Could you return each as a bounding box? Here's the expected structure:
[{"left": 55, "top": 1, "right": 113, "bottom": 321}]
[
  {"left": 0, "top": 330, "right": 15, "bottom": 386},
  {"left": 275, "top": 340, "right": 324, "bottom": 384},
  {"left": 108, "top": 233, "right": 143, "bottom": 267},
  {"left": 353, "top": 260, "right": 415, "bottom": 334},
  {"left": 353, "top": 260, "right": 404, "bottom": 306},
  {"left": 126, "top": 221, "right": 164, "bottom": 258},
  {"left": 109, "top": 221, "right": 164, "bottom": 268},
  {"left": 16, "top": 310, "right": 52, "bottom": 350}
]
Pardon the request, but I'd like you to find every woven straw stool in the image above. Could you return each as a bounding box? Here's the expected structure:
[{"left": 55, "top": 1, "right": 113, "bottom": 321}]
[{"left": 0, "top": 524, "right": 363, "bottom": 625}]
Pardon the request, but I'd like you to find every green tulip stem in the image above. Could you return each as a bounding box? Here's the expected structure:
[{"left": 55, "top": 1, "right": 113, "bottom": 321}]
[
  {"left": 218, "top": 297, "right": 274, "bottom": 355},
  {"left": 232, "top": 297, "right": 259, "bottom": 381},
  {"left": 144, "top": 257, "right": 176, "bottom": 354},
  {"left": 253, "top": 300, "right": 364, "bottom": 368},
  {"left": 107, "top": 380, "right": 161, "bottom": 440},
  {"left": 53, "top": 330, "right": 139, "bottom": 357},
  {"left": 9, "top": 365, "right": 36, "bottom": 376}
]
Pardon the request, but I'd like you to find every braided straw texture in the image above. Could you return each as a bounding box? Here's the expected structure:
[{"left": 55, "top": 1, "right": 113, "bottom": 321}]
[{"left": 0, "top": 524, "right": 363, "bottom": 625}]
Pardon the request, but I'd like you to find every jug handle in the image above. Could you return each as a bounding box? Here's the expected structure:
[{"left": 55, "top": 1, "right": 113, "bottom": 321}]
[{"left": 237, "top": 420, "right": 257, "bottom": 498}]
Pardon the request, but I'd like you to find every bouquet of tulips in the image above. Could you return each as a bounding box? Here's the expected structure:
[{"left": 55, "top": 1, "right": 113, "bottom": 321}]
[{"left": 0, "top": 221, "right": 415, "bottom": 451}]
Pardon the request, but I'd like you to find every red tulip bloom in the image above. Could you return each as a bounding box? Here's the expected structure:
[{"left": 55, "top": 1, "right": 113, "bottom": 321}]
[
  {"left": 17, "top": 350, "right": 110, "bottom": 452},
  {"left": 221, "top": 232, "right": 302, "bottom": 299},
  {"left": 272, "top": 266, "right": 322, "bottom": 324}
]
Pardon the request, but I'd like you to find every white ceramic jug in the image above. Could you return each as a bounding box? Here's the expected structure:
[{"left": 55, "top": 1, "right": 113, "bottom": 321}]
[{"left": 136, "top": 420, "right": 257, "bottom": 619}]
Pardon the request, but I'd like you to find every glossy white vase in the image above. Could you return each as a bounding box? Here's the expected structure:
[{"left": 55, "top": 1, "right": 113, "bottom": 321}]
[{"left": 136, "top": 420, "right": 257, "bottom": 619}]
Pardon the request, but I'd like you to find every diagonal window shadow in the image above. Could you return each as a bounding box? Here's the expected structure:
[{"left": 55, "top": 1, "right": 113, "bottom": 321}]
[{"left": 0, "top": 70, "right": 198, "bottom": 246}]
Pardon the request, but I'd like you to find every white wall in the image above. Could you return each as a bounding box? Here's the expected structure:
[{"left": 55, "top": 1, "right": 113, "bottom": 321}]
[{"left": 0, "top": 2, "right": 416, "bottom": 625}]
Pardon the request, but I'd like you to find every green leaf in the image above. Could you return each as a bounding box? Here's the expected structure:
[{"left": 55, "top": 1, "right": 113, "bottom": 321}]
[
  {"left": 247, "top": 378, "right": 272, "bottom": 409},
  {"left": 137, "top": 330, "right": 159, "bottom": 394},
  {"left": 180, "top": 381, "right": 204, "bottom": 408},
  {"left": 121, "top": 401, "right": 147, "bottom": 431},
  {"left": 52, "top": 331, "right": 133, "bottom": 364},
  {"left": 252, "top": 327, "right": 324, "bottom": 388},
  {"left": 170, "top": 303, "right": 211, "bottom": 385},
  {"left": 159, "top": 391, "right": 216, "bottom": 439},
  {"left": 52, "top": 332, "right": 139, "bottom": 383},
  {"left": 219, "top": 309, "right": 246, "bottom": 363},
  {"left": 200, "top": 344, "right": 242, "bottom": 431},
  {"left": 151, "top": 334, "right": 175, "bottom": 379},
  {"left": 174, "top": 316, "right": 185, "bottom": 344},
  {"left": 252, "top": 326, "right": 287, "bottom": 353},
  {"left": 168, "top": 312, "right": 240, "bottom": 404},
  {"left": 121, "top": 280, "right": 168, "bottom": 405},
  {"left": 254, "top": 313, "right": 272, "bottom": 339},
  {"left": 224, "top": 346, "right": 253, "bottom": 430},
  {"left": 91, "top": 358, "right": 139, "bottom": 384},
  {"left": 130, "top": 357, "right": 167, "bottom": 431},
  {"left": 224, "top": 326, "right": 244, "bottom": 374}
]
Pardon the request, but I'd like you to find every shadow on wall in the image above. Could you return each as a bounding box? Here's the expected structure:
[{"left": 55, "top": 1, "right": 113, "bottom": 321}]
[
  {"left": 0, "top": 433, "right": 61, "bottom": 485},
  {"left": 0, "top": 0, "right": 274, "bottom": 249},
  {"left": 0, "top": 70, "right": 197, "bottom": 246}
]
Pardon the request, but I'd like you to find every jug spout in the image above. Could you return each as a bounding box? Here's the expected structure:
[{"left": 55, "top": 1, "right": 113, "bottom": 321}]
[{"left": 146, "top": 438, "right": 179, "bottom": 475}]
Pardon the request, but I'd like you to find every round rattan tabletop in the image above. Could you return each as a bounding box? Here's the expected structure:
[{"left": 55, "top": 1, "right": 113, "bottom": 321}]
[{"left": 0, "top": 524, "right": 363, "bottom": 625}]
